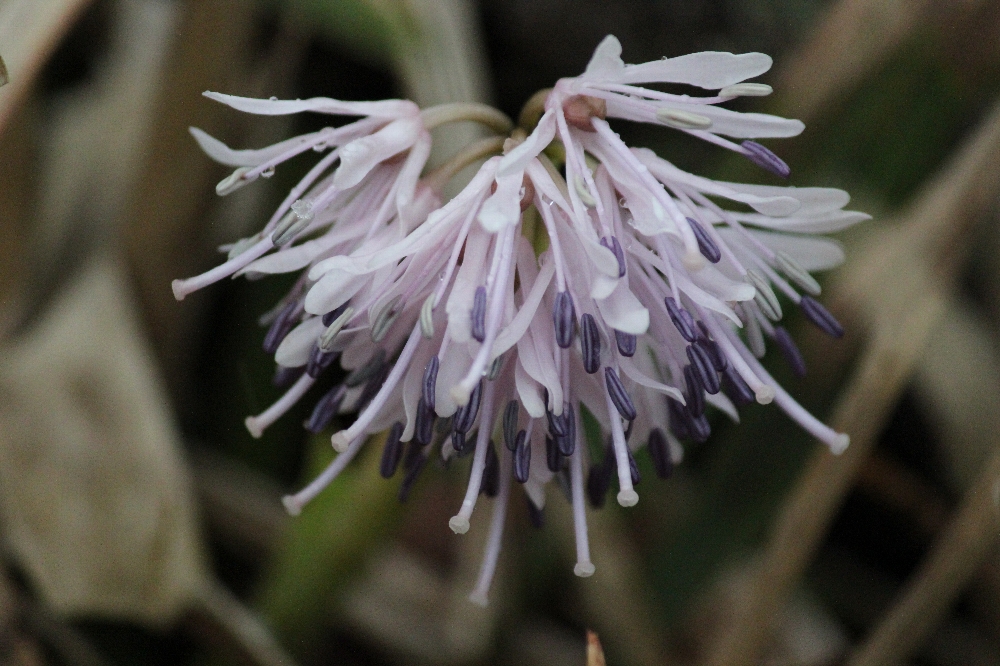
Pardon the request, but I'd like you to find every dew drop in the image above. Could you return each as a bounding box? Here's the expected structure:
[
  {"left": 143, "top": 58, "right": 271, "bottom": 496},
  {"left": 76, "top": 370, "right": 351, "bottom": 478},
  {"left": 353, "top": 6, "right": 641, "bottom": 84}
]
[{"left": 261, "top": 166, "right": 276, "bottom": 178}]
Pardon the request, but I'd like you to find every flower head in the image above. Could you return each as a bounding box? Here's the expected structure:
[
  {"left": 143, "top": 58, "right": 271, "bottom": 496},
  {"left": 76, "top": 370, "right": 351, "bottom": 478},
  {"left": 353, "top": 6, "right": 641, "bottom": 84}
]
[{"left": 174, "top": 36, "right": 869, "bottom": 605}]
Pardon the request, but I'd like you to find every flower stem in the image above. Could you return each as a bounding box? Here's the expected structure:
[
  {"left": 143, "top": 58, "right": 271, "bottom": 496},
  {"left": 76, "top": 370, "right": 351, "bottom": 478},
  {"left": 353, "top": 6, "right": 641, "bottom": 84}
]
[
  {"left": 420, "top": 102, "right": 512, "bottom": 134},
  {"left": 424, "top": 136, "right": 506, "bottom": 191},
  {"left": 519, "top": 88, "right": 552, "bottom": 131}
]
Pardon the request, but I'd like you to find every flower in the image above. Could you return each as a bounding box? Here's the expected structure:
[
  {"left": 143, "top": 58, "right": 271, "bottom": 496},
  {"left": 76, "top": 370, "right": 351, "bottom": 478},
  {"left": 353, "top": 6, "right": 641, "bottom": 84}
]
[{"left": 174, "top": 35, "right": 869, "bottom": 605}]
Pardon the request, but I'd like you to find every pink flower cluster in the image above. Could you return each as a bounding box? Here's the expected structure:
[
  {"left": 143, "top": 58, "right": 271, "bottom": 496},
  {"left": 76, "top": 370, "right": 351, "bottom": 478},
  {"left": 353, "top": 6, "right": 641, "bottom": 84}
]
[{"left": 174, "top": 36, "right": 868, "bottom": 604}]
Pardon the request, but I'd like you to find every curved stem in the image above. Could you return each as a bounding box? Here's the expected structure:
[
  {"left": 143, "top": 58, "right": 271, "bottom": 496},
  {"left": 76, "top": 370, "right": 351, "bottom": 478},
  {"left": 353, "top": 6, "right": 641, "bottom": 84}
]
[
  {"left": 519, "top": 88, "right": 552, "bottom": 132},
  {"left": 420, "top": 102, "right": 512, "bottom": 134},
  {"left": 424, "top": 136, "right": 506, "bottom": 191}
]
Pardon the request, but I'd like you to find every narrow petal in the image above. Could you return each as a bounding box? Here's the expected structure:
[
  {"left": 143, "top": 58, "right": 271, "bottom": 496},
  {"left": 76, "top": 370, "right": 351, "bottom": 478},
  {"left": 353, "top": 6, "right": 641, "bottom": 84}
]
[
  {"left": 203, "top": 91, "right": 418, "bottom": 118},
  {"left": 618, "top": 51, "right": 772, "bottom": 88}
]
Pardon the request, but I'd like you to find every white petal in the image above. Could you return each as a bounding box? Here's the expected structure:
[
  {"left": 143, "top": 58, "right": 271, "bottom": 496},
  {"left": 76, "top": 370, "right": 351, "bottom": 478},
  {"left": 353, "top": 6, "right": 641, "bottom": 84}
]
[
  {"left": 596, "top": 280, "right": 649, "bottom": 334},
  {"left": 493, "top": 253, "right": 554, "bottom": 358},
  {"left": 203, "top": 91, "right": 418, "bottom": 118},
  {"left": 434, "top": 343, "right": 473, "bottom": 418},
  {"left": 498, "top": 110, "right": 557, "bottom": 176},
  {"left": 274, "top": 317, "right": 323, "bottom": 367},
  {"left": 706, "top": 391, "right": 739, "bottom": 422},
  {"left": 446, "top": 231, "right": 490, "bottom": 344},
  {"left": 716, "top": 183, "right": 850, "bottom": 214},
  {"left": 746, "top": 230, "right": 846, "bottom": 271},
  {"left": 582, "top": 35, "right": 626, "bottom": 80},
  {"left": 618, "top": 356, "right": 684, "bottom": 402},
  {"left": 395, "top": 131, "right": 432, "bottom": 216},
  {"left": 515, "top": 361, "right": 546, "bottom": 418},
  {"left": 726, "top": 209, "right": 871, "bottom": 234},
  {"left": 478, "top": 170, "right": 522, "bottom": 232},
  {"left": 618, "top": 52, "right": 772, "bottom": 88},
  {"left": 303, "top": 269, "right": 368, "bottom": 315},
  {"left": 333, "top": 117, "right": 422, "bottom": 190}
]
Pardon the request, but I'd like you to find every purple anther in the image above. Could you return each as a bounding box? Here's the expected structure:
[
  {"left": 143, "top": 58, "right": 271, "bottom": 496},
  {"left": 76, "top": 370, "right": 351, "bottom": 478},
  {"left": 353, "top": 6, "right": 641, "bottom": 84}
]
[
  {"left": 690, "top": 413, "right": 711, "bottom": 443},
  {"left": 272, "top": 364, "right": 303, "bottom": 388},
  {"left": 664, "top": 296, "right": 698, "bottom": 342},
  {"left": 773, "top": 326, "right": 807, "bottom": 378},
  {"left": 546, "top": 408, "right": 568, "bottom": 438},
  {"left": 379, "top": 422, "right": 405, "bottom": 478},
  {"left": 799, "top": 296, "right": 844, "bottom": 338},
  {"left": 741, "top": 140, "right": 790, "bottom": 178},
  {"left": 696, "top": 336, "right": 728, "bottom": 372},
  {"left": 605, "top": 367, "right": 637, "bottom": 421},
  {"left": 422, "top": 356, "right": 439, "bottom": 412},
  {"left": 503, "top": 400, "right": 519, "bottom": 451},
  {"left": 453, "top": 379, "right": 483, "bottom": 434},
  {"left": 686, "top": 217, "right": 721, "bottom": 263},
  {"left": 525, "top": 497, "right": 545, "bottom": 528},
  {"left": 357, "top": 364, "right": 391, "bottom": 410},
  {"left": 513, "top": 430, "right": 530, "bottom": 483},
  {"left": 305, "top": 385, "right": 346, "bottom": 433},
  {"left": 686, "top": 343, "right": 721, "bottom": 394},
  {"left": 545, "top": 436, "right": 562, "bottom": 473},
  {"left": 600, "top": 236, "right": 627, "bottom": 277},
  {"left": 623, "top": 417, "right": 634, "bottom": 443},
  {"left": 557, "top": 404, "right": 576, "bottom": 457},
  {"left": 481, "top": 442, "right": 500, "bottom": 497},
  {"left": 471, "top": 286, "right": 487, "bottom": 343},
  {"left": 648, "top": 428, "right": 674, "bottom": 479},
  {"left": 452, "top": 430, "right": 468, "bottom": 455},
  {"left": 306, "top": 344, "right": 338, "bottom": 378},
  {"left": 415, "top": 397, "right": 435, "bottom": 445},
  {"left": 398, "top": 453, "right": 427, "bottom": 503},
  {"left": 721, "top": 365, "right": 755, "bottom": 406},
  {"left": 553, "top": 291, "right": 576, "bottom": 348},
  {"left": 615, "top": 329, "right": 637, "bottom": 357},
  {"left": 581, "top": 314, "right": 602, "bottom": 374},
  {"left": 668, "top": 398, "right": 692, "bottom": 440},
  {"left": 403, "top": 439, "right": 424, "bottom": 471},
  {"left": 322, "top": 301, "right": 350, "bottom": 327},
  {"left": 684, "top": 364, "right": 706, "bottom": 417},
  {"left": 627, "top": 449, "right": 641, "bottom": 486},
  {"left": 263, "top": 301, "right": 299, "bottom": 354}
]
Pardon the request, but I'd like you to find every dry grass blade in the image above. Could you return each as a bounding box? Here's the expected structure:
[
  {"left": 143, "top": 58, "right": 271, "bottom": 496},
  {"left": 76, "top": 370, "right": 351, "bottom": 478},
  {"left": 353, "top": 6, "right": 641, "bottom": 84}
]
[
  {"left": 0, "top": 55, "right": 8, "bottom": 87},
  {"left": 587, "top": 630, "right": 607, "bottom": 666},
  {"left": 700, "top": 97, "right": 1000, "bottom": 666},
  {"left": 846, "top": 446, "right": 1000, "bottom": 666}
]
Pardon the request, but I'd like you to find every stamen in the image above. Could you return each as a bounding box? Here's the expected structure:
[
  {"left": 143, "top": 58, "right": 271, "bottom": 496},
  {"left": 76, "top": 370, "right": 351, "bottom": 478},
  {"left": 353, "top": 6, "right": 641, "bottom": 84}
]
[
  {"left": 615, "top": 330, "right": 637, "bottom": 357},
  {"left": 469, "top": 446, "right": 513, "bottom": 607},
  {"left": 453, "top": 380, "right": 484, "bottom": 434},
  {"left": 450, "top": 381, "right": 497, "bottom": 533},
  {"left": 740, "top": 140, "right": 790, "bottom": 178},
  {"left": 306, "top": 345, "right": 338, "bottom": 378},
  {"left": 627, "top": 449, "right": 641, "bottom": 486},
  {"left": 686, "top": 217, "right": 721, "bottom": 263},
  {"left": 380, "top": 422, "right": 405, "bottom": 478},
  {"left": 746, "top": 269, "right": 783, "bottom": 321},
  {"left": 503, "top": 401, "right": 519, "bottom": 450},
  {"left": 696, "top": 335, "right": 728, "bottom": 372},
  {"left": 557, "top": 404, "right": 576, "bottom": 457},
  {"left": 371, "top": 295, "right": 402, "bottom": 343},
  {"left": 422, "top": 356, "right": 439, "bottom": 412},
  {"left": 686, "top": 344, "right": 721, "bottom": 394},
  {"left": 420, "top": 294, "right": 435, "bottom": 339},
  {"left": 648, "top": 429, "right": 674, "bottom": 479},
  {"left": 569, "top": 444, "right": 595, "bottom": 577},
  {"left": 318, "top": 306, "right": 354, "bottom": 352},
  {"left": 471, "top": 286, "right": 487, "bottom": 342},
  {"left": 721, "top": 364, "right": 756, "bottom": 406},
  {"left": 272, "top": 365, "right": 303, "bottom": 388},
  {"left": 398, "top": 453, "right": 428, "bottom": 502},
  {"left": 605, "top": 367, "right": 637, "bottom": 421},
  {"left": 305, "top": 385, "right": 346, "bottom": 433},
  {"left": 775, "top": 251, "right": 821, "bottom": 296},
  {"left": 773, "top": 326, "right": 807, "bottom": 378},
  {"left": 546, "top": 408, "right": 568, "bottom": 438},
  {"left": 581, "top": 314, "right": 602, "bottom": 374},
  {"left": 720, "top": 82, "right": 773, "bottom": 97},
  {"left": 599, "top": 236, "right": 627, "bottom": 277},
  {"left": 683, "top": 365, "right": 706, "bottom": 418},
  {"left": 575, "top": 175, "right": 597, "bottom": 207},
  {"left": 245, "top": 373, "right": 315, "bottom": 438},
  {"left": 656, "top": 108, "right": 713, "bottom": 130},
  {"left": 282, "top": 436, "right": 365, "bottom": 516},
  {"left": 553, "top": 291, "right": 576, "bottom": 348},
  {"left": 604, "top": 389, "right": 637, "bottom": 507},
  {"left": 664, "top": 297, "right": 698, "bottom": 342},
  {"left": 263, "top": 301, "right": 300, "bottom": 354},
  {"left": 513, "top": 431, "right": 530, "bottom": 482},
  {"left": 216, "top": 166, "right": 256, "bottom": 196},
  {"left": 271, "top": 200, "right": 315, "bottom": 247},
  {"left": 415, "top": 398, "right": 435, "bottom": 445},
  {"left": 322, "top": 301, "right": 351, "bottom": 327},
  {"left": 799, "top": 296, "right": 844, "bottom": 338}
]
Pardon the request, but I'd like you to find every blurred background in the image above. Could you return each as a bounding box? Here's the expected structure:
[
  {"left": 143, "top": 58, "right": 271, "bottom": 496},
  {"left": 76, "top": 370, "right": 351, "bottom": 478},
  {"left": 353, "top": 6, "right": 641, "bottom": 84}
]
[{"left": 2, "top": 0, "right": 1000, "bottom": 664}]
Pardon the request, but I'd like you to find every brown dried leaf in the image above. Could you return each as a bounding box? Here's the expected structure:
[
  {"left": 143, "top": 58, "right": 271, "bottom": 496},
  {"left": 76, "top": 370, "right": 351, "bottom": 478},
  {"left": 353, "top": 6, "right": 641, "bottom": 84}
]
[{"left": 0, "top": 253, "right": 208, "bottom": 626}]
